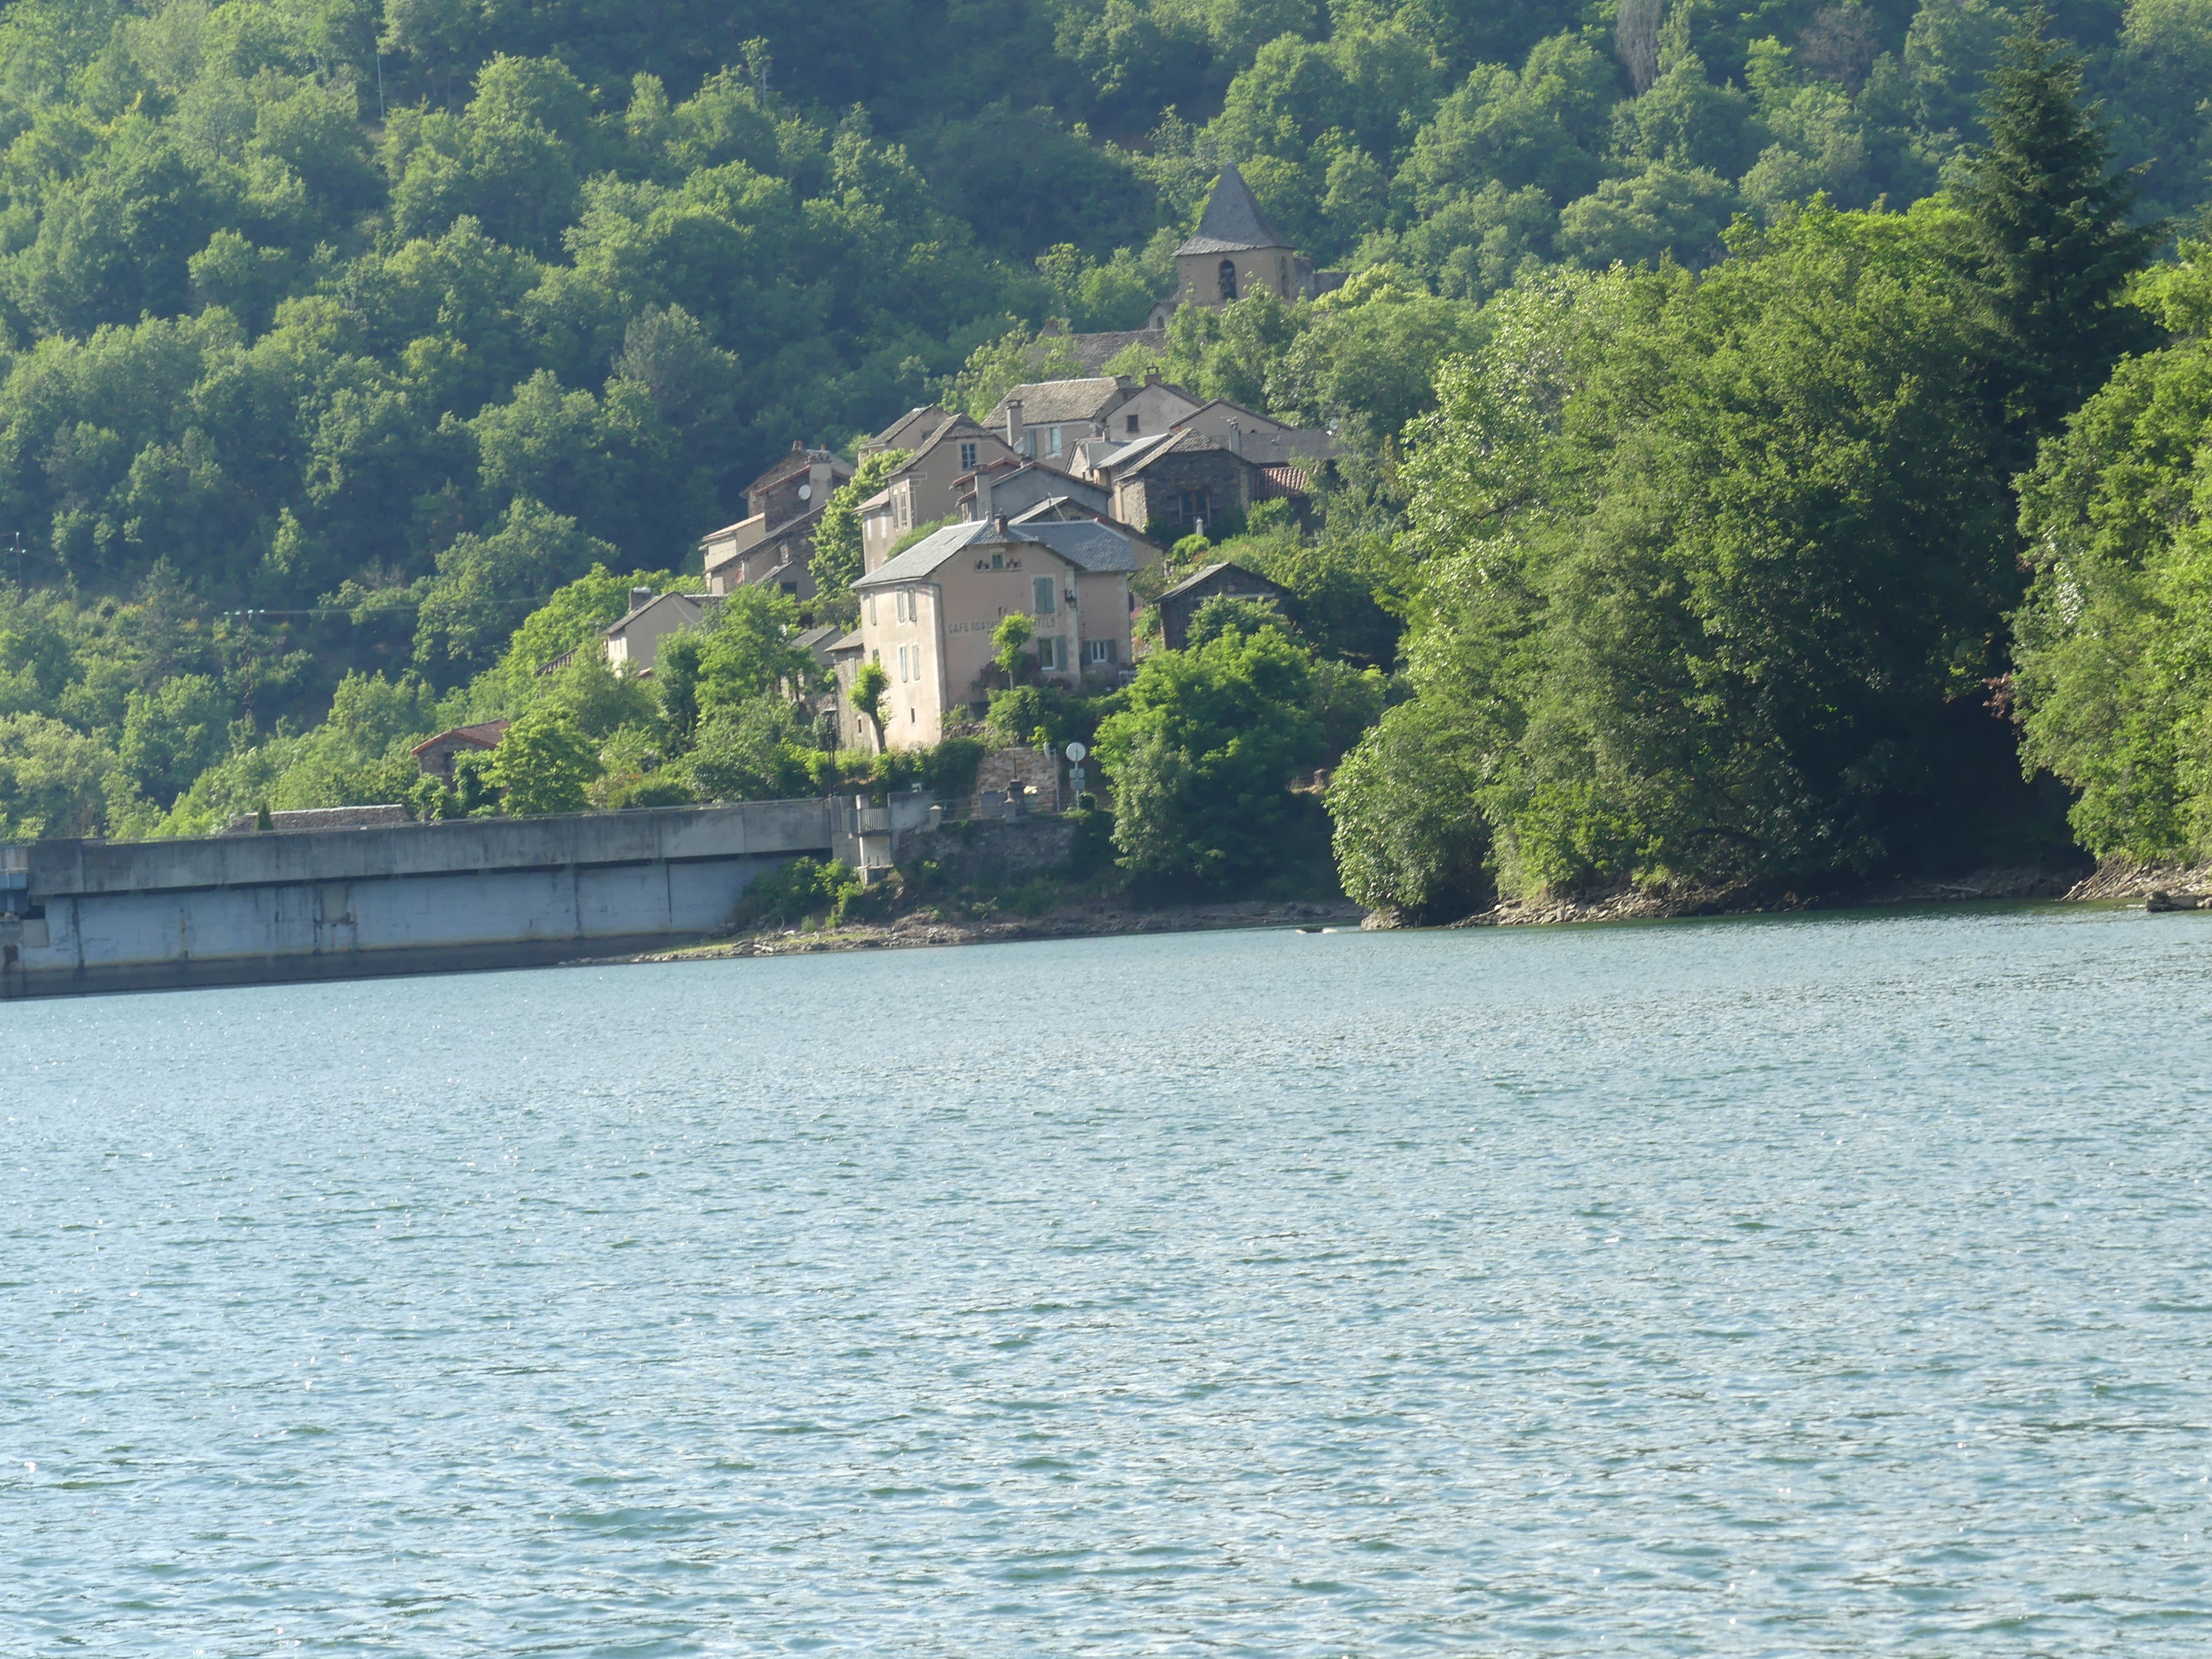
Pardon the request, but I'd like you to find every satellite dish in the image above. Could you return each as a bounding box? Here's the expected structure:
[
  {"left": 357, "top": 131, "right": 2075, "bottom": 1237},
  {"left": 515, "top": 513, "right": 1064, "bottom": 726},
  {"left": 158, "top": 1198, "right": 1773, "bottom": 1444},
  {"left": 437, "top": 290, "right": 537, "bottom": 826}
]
[
  {"left": 798, "top": 483, "right": 812, "bottom": 500},
  {"left": 1065, "top": 742, "right": 1087, "bottom": 762}
]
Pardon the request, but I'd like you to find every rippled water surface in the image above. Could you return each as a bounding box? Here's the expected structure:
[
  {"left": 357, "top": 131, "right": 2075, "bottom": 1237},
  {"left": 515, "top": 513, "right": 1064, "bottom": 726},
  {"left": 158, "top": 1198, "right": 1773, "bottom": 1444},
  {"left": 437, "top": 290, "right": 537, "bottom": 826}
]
[{"left": 6, "top": 906, "right": 2212, "bottom": 1655}]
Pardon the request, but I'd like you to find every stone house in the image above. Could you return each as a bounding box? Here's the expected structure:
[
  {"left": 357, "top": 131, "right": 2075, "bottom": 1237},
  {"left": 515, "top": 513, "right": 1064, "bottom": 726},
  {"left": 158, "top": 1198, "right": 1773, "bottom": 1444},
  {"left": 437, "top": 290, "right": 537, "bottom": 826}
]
[
  {"left": 701, "top": 442, "right": 853, "bottom": 599},
  {"left": 1155, "top": 561, "right": 1296, "bottom": 650},
  {"left": 954, "top": 459, "right": 1114, "bottom": 525},
  {"left": 411, "top": 719, "right": 510, "bottom": 779},
  {"left": 1095, "top": 430, "right": 1311, "bottom": 538},
  {"left": 860, "top": 403, "right": 956, "bottom": 461},
  {"left": 858, "top": 413, "right": 1019, "bottom": 572},
  {"left": 848, "top": 517, "right": 1153, "bottom": 748},
  {"left": 1173, "top": 398, "right": 1340, "bottom": 468},
  {"left": 984, "top": 374, "right": 1203, "bottom": 467},
  {"left": 539, "top": 588, "right": 717, "bottom": 682}
]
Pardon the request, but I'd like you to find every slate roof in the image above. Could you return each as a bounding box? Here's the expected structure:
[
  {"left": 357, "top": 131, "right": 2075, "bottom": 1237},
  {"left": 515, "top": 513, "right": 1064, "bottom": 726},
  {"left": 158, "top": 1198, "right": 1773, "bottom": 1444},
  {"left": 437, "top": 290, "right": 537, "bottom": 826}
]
[
  {"left": 853, "top": 517, "right": 1146, "bottom": 588},
  {"left": 1056, "top": 328, "right": 1165, "bottom": 373},
  {"left": 1176, "top": 165, "right": 1290, "bottom": 256},
  {"left": 1019, "top": 519, "right": 1147, "bottom": 575},
  {"left": 988, "top": 377, "right": 1129, "bottom": 427},
  {"left": 1156, "top": 560, "right": 1291, "bottom": 603},
  {"left": 1109, "top": 428, "right": 1229, "bottom": 479},
  {"left": 864, "top": 405, "right": 954, "bottom": 453}
]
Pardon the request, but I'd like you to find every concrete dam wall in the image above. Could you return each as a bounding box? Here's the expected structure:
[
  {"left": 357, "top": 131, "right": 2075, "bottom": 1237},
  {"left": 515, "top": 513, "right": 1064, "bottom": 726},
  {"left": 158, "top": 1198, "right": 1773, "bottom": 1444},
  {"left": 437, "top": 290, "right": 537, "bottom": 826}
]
[{"left": 0, "top": 799, "right": 849, "bottom": 1000}]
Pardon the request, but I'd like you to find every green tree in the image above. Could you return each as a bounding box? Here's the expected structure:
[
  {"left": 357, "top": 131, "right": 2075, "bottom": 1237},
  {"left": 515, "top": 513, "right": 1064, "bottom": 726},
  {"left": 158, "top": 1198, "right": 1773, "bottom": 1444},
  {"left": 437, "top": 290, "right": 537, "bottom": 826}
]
[
  {"left": 1093, "top": 623, "right": 1323, "bottom": 889},
  {"left": 487, "top": 705, "right": 598, "bottom": 815},
  {"left": 810, "top": 447, "right": 909, "bottom": 604},
  {"left": 1955, "top": 6, "right": 2161, "bottom": 444},
  {"left": 1329, "top": 697, "right": 1494, "bottom": 921},
  {"left": 0, "top": 713, "right": 127, "bottom": 839},
  {"left": 2009, "top": 239, "right": 2212, "bottom": 858},
  {"left": 851, "top": 658, "right": 890, "bottom": 749},
  {"left": 118, "top": 672, "right": 232, "bottom": 805}
]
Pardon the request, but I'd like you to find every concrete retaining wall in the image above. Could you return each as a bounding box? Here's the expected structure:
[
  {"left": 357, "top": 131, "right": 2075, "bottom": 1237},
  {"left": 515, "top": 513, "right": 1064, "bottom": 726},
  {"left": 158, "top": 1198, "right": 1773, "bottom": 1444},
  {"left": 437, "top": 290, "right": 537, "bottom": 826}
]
[{"left": 2, "top": 799, "right": 836, "bottom": 999}]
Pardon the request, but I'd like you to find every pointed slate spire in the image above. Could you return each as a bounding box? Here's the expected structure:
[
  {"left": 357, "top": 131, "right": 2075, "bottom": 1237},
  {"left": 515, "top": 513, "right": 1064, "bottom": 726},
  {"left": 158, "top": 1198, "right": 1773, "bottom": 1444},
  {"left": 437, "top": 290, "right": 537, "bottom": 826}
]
[{"left": 1176, "top": 165, "right": 1289, "bottom": 254}]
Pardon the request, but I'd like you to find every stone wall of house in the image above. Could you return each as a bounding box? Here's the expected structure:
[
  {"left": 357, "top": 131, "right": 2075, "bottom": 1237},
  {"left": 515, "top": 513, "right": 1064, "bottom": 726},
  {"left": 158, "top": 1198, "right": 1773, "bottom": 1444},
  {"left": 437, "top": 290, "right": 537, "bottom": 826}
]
[
  {"left": 977, "top": 747, "right": 1060, "bottom": 812},
  {"left": 899, "top": 816, "right": 1076, "bottom": 890},
  {"left": 1124, "top": 445, "right": 1253, "bottom": 534}
]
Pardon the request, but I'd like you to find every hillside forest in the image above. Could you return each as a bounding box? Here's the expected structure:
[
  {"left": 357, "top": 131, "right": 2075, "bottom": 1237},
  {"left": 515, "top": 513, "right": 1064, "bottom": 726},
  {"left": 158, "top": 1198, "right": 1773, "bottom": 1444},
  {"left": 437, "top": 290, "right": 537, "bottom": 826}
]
[{"left": 4, "top": 0, "right": 2212, "bottom": 911}]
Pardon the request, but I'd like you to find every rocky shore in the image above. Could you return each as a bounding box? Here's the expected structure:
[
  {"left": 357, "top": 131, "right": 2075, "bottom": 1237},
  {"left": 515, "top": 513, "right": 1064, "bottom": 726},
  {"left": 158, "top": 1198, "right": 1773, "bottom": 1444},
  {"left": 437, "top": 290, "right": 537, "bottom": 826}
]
[
  {"left": 568, "top": 896, "right": 1366, "bottom": 966},
  {"left": 569, "top": 855, "right": 2212, "bottom": 971}
]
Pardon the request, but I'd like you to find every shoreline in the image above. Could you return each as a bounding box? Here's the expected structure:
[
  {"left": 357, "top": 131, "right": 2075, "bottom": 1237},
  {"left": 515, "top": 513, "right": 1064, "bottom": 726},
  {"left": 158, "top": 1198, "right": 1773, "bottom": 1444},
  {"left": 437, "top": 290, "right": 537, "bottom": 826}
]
[
  {"left": 565, "top": 896, "right": 1369, "bottom": 965},
  {"left": 568, "top": 855, "right": 2210, "bottom": 967}
]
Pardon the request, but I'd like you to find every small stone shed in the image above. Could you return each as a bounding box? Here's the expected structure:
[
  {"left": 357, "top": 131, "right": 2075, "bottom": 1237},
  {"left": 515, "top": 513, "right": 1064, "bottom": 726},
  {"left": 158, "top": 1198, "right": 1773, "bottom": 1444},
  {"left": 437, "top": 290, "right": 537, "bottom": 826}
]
[{"left": 1155, "top": 561, "right": 1295, "bottom": 651}]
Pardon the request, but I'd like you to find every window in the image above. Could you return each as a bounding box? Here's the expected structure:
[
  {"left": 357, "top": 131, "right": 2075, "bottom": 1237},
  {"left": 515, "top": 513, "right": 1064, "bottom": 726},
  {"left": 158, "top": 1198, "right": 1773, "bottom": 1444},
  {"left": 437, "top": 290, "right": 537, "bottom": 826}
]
[
  {"left": 1048, "top": 426, "right": 1062, "bottom": 457},
  {"left": 1126, "top": 413, "right": 1140, "bottom": 434},
  {"left": 959, "top": 441, "right": 977, "bottom": 469},
  {"left": 1278, "top": 254, "right": 1289, "bottom": 296},
  {"left": 779, "top": 581, "right": 797, "bottom": 597},
  {"left": 1032, "top": 576, "right": 1056, "bottom": 615},
  {"left": 867, "top": 593, "right": 878, "bottom": 624},
  {"left": 990, "top": 552, "right": 1004, "bottom": 570},
  {"left": 1179, "top": 488, "right": 1212, "bottom": 525},
  {"left": 1036, "top": 635, "right": 1064, "bottom": 670},
  {"left": 1218, "top": 258, "right": 1238, "bottom": 301},
  {"left": 1084, "top": 637, "right": 1119, "bottom": 666}
]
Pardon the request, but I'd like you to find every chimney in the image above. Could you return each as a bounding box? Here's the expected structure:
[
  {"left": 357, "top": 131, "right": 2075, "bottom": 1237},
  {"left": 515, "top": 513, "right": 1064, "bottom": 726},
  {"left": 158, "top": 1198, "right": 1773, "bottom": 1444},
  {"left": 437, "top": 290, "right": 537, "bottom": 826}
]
[
  {"left": 630, "top": 586, "right": 653, "bottom": 612},
  {"left": 1145, "top": 370, "right": 1161, "bottom": 388},
  {"left": 993, "top": 514, "right": 1008, "bottom": 537},
  {"left": 1005, "top": 398, "right": 1022, "bottom": 451},
  {"left": 1229, "top": 420, "right": 1244, "bottom": 458},
  {"left": 789, "top": 439, "right": 803, "bottom": 453}
]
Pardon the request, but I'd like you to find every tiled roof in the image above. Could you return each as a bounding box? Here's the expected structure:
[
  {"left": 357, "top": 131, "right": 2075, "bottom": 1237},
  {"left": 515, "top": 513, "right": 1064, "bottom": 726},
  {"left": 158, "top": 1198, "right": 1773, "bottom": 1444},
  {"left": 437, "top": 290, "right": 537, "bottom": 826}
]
[
  {"left": 744, "top": 443, "right": 851, "bottom": 497},
  {"left": 410, "top": 719, "right": 510, "bottom": 758},
  {"left": 987, "top": 377, "right": 1128, "bottom": 427},
  {"left": 1175, "top": 165, "right": 1288, "bottom": 256}
]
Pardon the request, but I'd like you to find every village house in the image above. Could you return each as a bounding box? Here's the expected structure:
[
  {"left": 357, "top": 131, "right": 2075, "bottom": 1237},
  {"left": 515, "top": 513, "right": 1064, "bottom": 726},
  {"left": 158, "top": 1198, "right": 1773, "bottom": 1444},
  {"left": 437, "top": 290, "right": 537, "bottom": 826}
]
[
  {"left": 701, "top": 441, "right": 853, "bottom": 599},
  {"left": 1172, "top": 397, "right": 1340, "bottom": 468},
  {"left": 1091, "top": 428, "right": 1312, "bottom": 538},
  {"left": 411, "top": 718, "right": 509, "bottom": 779},
  {"left": 858, "top": 411, "right": 1018, "bottom": 571},
  {"left": 859, "top": 403, "right": 956, "bottom": 461},
  {"left": 984, "top": 373, "right": 1203, "bottom": 467},
  {"left": 848, "top": 517, "right": 1155, "bottom": 748},
  {"left": 1155, "top": 561, "right": 1296, "bottom": 650},
  {"left": 539, "top": 587, "right": 717, "bottom": 681},
  {"left": 954, "top": 458, "right": 1114, "bottom": 525}
]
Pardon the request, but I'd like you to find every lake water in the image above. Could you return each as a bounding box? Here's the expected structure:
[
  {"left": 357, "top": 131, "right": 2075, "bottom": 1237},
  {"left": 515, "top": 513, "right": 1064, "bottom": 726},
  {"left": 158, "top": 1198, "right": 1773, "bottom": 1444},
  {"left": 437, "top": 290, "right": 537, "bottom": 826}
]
[{"left": 5, "top": 906, "right": 2210, "bottom": 1655}]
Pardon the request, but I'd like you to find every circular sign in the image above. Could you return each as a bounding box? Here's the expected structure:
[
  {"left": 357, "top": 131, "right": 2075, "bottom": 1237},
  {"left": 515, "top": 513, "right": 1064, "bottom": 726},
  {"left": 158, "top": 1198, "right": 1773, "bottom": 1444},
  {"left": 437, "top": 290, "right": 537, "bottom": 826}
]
[{"left": 1065, "top": 742, "right": 1087, "bottom": 762}]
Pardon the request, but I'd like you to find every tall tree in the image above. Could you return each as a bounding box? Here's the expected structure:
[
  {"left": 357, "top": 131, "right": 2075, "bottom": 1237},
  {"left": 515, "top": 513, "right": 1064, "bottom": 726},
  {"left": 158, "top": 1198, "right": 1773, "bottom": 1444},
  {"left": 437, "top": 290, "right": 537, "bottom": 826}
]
[{"left": 1955, "top": 6, "right": 2160, "bottom": 445}]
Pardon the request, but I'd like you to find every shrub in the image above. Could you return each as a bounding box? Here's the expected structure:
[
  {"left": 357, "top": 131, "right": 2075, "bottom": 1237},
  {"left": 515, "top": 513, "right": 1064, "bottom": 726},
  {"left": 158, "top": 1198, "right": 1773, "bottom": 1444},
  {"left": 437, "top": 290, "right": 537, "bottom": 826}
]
[{"left": 734, "top": 855, "right": 864, "bottom": 930}]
